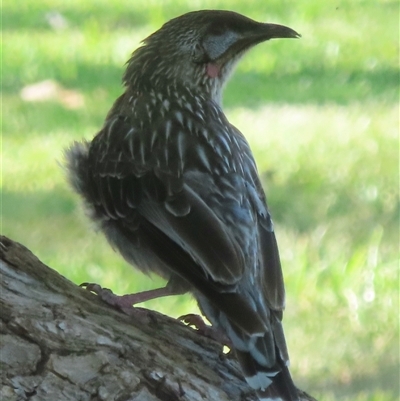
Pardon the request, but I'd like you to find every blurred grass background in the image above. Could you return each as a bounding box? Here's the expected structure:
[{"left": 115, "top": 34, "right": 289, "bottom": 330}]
[{"left": 2, "top": 1, "right": 399, "bottom": 400}]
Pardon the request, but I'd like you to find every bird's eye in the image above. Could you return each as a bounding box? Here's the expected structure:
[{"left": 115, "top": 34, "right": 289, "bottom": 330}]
[{"left": 191, "top": 43, "right": 208, "bottom": 63}]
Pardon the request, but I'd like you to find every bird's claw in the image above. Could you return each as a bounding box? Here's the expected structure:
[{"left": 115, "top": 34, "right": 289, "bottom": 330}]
[
  {"left": 179, "top": 313, "right": 231, "bottom": 347},
  {"left": 179, "top": 313, "right": 209, "bottom": 330}
]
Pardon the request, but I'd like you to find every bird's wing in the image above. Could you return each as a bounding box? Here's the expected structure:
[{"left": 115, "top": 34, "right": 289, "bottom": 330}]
[
  {"left": 88, "top": 113, "right": 245, "bottom": 283},
  {"left": 258, "top": 222, "right": 285, "bottom": 311},
  {"left": 231, "top": 126, "right": 286, "bottom": 312},
  {"left": 87, "top": 109, "right": 267, "bottom": 328},
  {"left": 87, "top": 98, "right": 284, "bottom": 329}
]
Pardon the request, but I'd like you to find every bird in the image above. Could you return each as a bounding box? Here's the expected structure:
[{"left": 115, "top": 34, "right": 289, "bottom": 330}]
[{"left": 65, "top": 10, "right": 303, "bottom": 401}]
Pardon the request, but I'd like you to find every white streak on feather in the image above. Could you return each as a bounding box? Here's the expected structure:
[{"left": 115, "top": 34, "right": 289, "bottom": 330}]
[
  {"left": 165, "top": 120, "right": 172, "bottom": 141},
  {"left": 106, "top": 117, "right": 118, "bottom": 142},
  {"left": 176, "top": 131, "right": 186, "bottom": 161},
  {"left": 200, "top": 128, "right": 209, "bottom": 141},
  {"left": 185, "top": 101, "right": 193, "bottom": 113},
  {"left": 146, "top": 103, "right": 152, "bottom": 120},
  {"left": 139, "top": 139, "right": 146, "bottom": 164},
  {"left": 197, "top": 146, "right": 211, "bottom": 171},
  {"left": 128, "top": 138, "right": 135, "bottom": 159},
  {"left": 186, "top": 117, "right": 193, "bottom": 132},
  {"left": 124, "top": 127, "right": 134, "bottom": 141},
  {"left": 175, "top": 111, "right": 183, "bottom": 125},
  {"left": 149, "top": 129, "right": 158, "bottom": 150},
  {"left": 163, "top": 145, "right": 169, "bottom": 166},
  {"left": 163, "top": 99, "right": 170, "bottom": 110},
  {"left": 196, "top": 110, "right": 204, "bottom": 121}
]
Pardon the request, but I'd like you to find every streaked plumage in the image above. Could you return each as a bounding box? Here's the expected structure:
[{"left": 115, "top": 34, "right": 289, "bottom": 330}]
[{"left": 65, "top": 10, "right": 304, "bottom": 401}]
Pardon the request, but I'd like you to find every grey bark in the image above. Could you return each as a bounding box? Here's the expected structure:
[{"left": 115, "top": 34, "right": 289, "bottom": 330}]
[
  {"left": 0, "top": 236, "right": 317, "bottom": 401},
  {"left": 0, "top": 236, "right": 255, "bottom": 401}
]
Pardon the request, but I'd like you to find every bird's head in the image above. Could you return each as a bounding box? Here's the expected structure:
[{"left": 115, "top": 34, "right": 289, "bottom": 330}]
[{"left": 124, "top": 10, "right": 300, "bottom": 104}]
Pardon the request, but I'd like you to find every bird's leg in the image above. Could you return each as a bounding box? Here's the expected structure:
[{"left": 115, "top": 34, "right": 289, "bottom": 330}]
[
  {"left": 81, "top": 276, "right": 189, "bottom": 320},
  {"left": 81, "top": 282, "right": 184, "bottom": 319},
  {"left": 81, "top": 282, "right": 178, "bottom": 308},
  {"left": 80, "top": 283, "right": 187, "bottom": 321}
]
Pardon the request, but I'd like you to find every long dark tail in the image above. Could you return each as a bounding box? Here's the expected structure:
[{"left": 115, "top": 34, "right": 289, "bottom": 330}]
[
  {"left": 196, "top": 289, "right": 299, "bottom": 401},
  {"left": 236, "top": 345, "right": 298, "bottom": 401}
]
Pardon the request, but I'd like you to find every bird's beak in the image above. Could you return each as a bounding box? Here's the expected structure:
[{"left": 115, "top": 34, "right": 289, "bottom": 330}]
[
  {"left": 255, "top": 23, "right": 301, "bottom": 40},
  {"left": 209, "top": 23, "right": 300, "bottom": 69},
  {"left": 202, "top": 20, "right": 300, "bottom": 79},
  {"left": 229, "top": 23, "right": 300, "bottom": 57}
]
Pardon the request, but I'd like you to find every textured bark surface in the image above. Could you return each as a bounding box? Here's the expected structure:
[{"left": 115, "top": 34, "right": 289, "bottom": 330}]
[{"left": 0, "top": 236, "right": 256, "bottom": 401}]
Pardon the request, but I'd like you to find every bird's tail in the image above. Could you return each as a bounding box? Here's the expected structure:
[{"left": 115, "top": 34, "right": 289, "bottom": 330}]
[
  {"left": 236, "top": 346, "right": 298, "bottom": 401},
  {"left": 195, "top": 280, "right": 299, "bottom": 401},
  {"left": 197, "top": 292, "right": 299, "bottom": 400},
  {"left": 223, "top": 308, "right": 299, "bottom": 401}
]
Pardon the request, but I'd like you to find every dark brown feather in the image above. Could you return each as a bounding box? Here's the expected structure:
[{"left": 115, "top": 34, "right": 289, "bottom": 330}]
[{"left": 65, "top": 10, "right": 303, "bottom": 401}]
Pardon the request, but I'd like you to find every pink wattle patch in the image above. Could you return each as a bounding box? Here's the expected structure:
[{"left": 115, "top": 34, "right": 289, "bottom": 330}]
[{"left": 206, "top": 63, "right": 220, "bottom": 78}]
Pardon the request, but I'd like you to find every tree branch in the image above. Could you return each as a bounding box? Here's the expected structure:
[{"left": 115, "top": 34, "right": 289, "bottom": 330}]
[
  {"left": 0, "top": 236, "right": 256, "bottom": 401},
  {"left": 0, "top": 236, "right": 317, "bottom": 401}
]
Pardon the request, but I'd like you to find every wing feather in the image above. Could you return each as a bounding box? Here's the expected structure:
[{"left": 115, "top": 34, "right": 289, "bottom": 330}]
[{"left": 87, "top": 95, "right": 285, "bottom": 332}]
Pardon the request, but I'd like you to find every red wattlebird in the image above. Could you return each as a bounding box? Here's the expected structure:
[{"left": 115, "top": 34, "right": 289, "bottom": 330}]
[{"left": 65, "top": 10, "right": 308, "bottom": 401}]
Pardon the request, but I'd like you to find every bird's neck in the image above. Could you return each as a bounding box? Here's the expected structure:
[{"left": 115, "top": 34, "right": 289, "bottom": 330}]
[{"left": 123, "top": 48, "right": 225, "bottom": 107}]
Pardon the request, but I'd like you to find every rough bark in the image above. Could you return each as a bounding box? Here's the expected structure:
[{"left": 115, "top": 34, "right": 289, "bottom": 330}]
[
  {"left": 0, "top": 235, "right": 257, "bottom": 401},
  {"left": 0, "top": 236, "right": 317, "bottom": 401}
]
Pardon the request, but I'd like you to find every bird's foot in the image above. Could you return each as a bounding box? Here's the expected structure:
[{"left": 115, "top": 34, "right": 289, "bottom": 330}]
[
  {"left": 82, "top": 283, "right": 133, "bottom": 308},
  {"left": 179, "top": 313, "right": 232, "bottom": 347},
  {"left": 80, "top": 282, "right": 155, "bottom": 320},
  {"left": 81, "top": 282, "right": 176, "bottom": 305}
]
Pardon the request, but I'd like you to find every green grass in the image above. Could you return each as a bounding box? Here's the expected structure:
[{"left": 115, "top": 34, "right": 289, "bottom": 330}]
[{"left": 2, "top": 1, "right": 399, "bottom": 400}]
